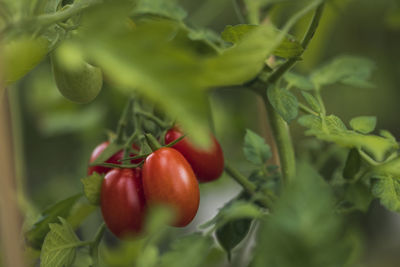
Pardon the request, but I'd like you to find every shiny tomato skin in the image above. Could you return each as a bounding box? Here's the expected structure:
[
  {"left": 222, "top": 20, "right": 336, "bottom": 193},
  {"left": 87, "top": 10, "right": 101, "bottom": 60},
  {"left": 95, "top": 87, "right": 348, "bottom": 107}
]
[
  {"left": 142, "top": 147, "right": 200, "bottom": 227},
  {"left": 88, "top": 141, "right": 141, "bottom": 175},
  {"left": 100, "top": 168, "right": 146, "bottom": 238},
  {"left": 165, "top": 128, "right": 224, "bottom": 182}
]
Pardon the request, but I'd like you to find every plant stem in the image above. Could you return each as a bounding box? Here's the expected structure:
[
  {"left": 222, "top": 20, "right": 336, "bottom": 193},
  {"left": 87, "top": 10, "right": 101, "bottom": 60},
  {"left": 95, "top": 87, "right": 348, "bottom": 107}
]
[
  {"left": 265, "top": 2, "right": 325, "bottom": 85},
  {"left": 224, "top": 161, "right": 270, "bottom": 208},
  {"left": 251, "top": 2, "right": 325, "bottom": 185},
  {"left": 90, "top": 223, "right": 106, "bottom": 267},
  {"left": 0, "top": 91, "right": 25, "bottom": 267},
  {"left": 299, "top": 103, "right": 318, "bottom": 116},
  {"left": 136, "top": 110, "right": 170, "bottom": 129},
  {"left": 232, "top": 0, "right": 246, "bottom": 24},
  {"left": 116, "top": 98, "right": 134, "bottom": 144},
  {"left": 262, "top": 93, "right": 296, "bottom": 184}
]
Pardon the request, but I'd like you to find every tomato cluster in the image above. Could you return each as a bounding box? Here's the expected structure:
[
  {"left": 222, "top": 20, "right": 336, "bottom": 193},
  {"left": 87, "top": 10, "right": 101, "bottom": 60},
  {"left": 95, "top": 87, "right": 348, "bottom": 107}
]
[{"left": 88, "top": 128, "right": 224, "bottom": 238}]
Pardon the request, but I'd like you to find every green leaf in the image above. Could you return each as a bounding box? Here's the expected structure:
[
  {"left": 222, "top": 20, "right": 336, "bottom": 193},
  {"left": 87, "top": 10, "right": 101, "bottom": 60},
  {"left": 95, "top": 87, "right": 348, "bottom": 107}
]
[
  {"left": 221, "top": 24, "right": 258, "bottom": 43},
  {"left": 205, "top": 24, "right": 280, "bottom": 87},
  {"left": 132, "top": 0, "right": 187, "bottom": 21},
  {"left": 298, "top": 114, "right": 398, "bottom": 162},
  {"left": 301, "top": 91, "right": 321, "bottom": 113},
  {"left": 284, "top": 72, "right": 314, "bottom": 90},
  {"left": 372, "top": 176, "right": 400, "bottom": 212},
  {"left": 44, "top": 0, "right": 62, "bottom": 13},
  {"left": 310, "top": 55, "right": 375, "bottom": 89},
  {"left": 243, "top": 129, "right": 272, "bottom": 165},
  {"left": 342, "top": 148, "right": 361, "bottom": 180},
  {"left": 26, "top": 194, "right": 82, "bottom": 249},
  {"left": 349, "top": 116, "right": 377, "bottom": 134},
  {"left": 74, "top": 0, "right": 308, "bottom": 145},
  {"left": 251, "top": 163, "right": 360, "bottom": 267},
  {"left": 267, "top": 86, "right": 299, "bottom": 123},
  {"left": 66, "top": 202, "right": 97, "bottom": 230},
  {"left": 40, "top": 217, "right": 80, "bottom": 267},
  {"left": 221, "top": 24, "right": 303, "bottom": 59},
  {"left": 81, "top": 173, "right": 103, "bottom": 205},
  {"left": 216, "top": 219, "right": 252, "bottom": 260},
  {"left": 342, "top": 182, "right": 373, "bottom": 213},
  {"left": 160, "top": 233, "right": 216, "bottom": 267},
  {"left": 273, "top": 33, "right": 304, "bottom": 59},
  {"left": 200, "top": 200, "right": 262, "bottom": 230},
  {"left": 379, "top": 130, "right": 397, "bottom": 143}
]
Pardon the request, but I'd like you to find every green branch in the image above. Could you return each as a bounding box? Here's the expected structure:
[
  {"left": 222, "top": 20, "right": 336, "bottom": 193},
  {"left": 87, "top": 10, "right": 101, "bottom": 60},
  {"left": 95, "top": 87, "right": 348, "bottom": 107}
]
[
  {"left": 251, "top": 2, "right": 325, "bottom": 185},
  {"left": 224, "top": 161, "right": 271, "bottom": 208}
]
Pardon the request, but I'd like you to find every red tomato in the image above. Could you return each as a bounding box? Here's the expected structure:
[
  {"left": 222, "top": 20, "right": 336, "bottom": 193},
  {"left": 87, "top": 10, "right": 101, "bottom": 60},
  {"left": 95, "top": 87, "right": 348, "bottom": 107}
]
[
  {"left": 142, "top": 147, "right": 200, "bottom": 227},
  {"left": 88, "top": 141, "right": 141, "bottom": 175},
  {"left": 100, "top": 168, "right": 146, "bottom": 238},
  {"left": 165, "top": 128, "right": 224, "bottom": 182}
]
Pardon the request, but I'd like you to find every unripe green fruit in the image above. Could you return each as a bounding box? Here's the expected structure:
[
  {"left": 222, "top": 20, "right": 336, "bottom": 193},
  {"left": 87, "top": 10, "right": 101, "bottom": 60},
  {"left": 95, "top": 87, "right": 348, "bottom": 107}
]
[{"left": 51, "top": 50, "right": 103, "bottom": 104}]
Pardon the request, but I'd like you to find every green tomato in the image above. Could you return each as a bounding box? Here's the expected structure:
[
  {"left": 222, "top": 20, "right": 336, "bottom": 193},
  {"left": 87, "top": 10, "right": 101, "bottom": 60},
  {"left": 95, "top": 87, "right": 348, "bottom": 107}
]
[
  {"left": 51, "top": 46, "right": 103, "bottom": 104},
  {"left": 1, "top": 36, "right": 49, "bottom": 85}
]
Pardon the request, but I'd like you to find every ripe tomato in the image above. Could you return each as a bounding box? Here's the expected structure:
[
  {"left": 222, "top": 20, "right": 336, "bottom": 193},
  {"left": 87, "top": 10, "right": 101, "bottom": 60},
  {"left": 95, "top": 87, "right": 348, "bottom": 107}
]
[
  {"left": 165, "top": 128, "right": 224, "bottom": 182},
  {"left": 100, "top": 168, "right": 146, "bottom": 238},
  {"left": 88, "top": 141, "right": 141, "bottom": 175},
  {"left": 142, "top": 147, "right": 200, "bottom": 227}
]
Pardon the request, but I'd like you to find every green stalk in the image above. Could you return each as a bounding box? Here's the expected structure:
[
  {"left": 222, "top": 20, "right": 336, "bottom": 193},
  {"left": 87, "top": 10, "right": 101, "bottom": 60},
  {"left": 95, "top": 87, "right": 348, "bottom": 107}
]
[
  {"left": 224, "top": 161, "right": 270, "bottom": 208},
  {"left": 252, "top": 2, "right": 325, "bottom": 185},
  {"left": 262, "top": 93, "right": 296, "bottom": 184},
  {"left": 90, "top": 223, "right": 106, "bottom": 267}
]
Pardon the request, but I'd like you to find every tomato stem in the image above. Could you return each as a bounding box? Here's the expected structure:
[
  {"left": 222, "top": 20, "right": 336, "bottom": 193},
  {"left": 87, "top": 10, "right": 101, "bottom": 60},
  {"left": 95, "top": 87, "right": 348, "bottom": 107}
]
[
  {"left": 116, "top": 98, "right": 134, "bottom": 145},
  {"left": 136, "top": 110, "right": 170, "bottom": 129},
  {"left": 90, "top": 223, "right": 106, "bottom": 267},
  {"left": 250, "top": 2, "right": 325, "bottom": 186},
  {"left": 145, "top": 133, "right": 162, "bottom": 151},
  {"left": 224, "top": 161, "right": 270, "bottom": 209}
]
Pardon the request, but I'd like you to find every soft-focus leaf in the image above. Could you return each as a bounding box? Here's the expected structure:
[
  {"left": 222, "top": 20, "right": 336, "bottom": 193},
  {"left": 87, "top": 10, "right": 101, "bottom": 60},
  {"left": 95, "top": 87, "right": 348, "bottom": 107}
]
[
  {"left": 26, "top": 194, "right": 82, "bottom": 249},
  {"left": 243, "top": 129, "right": 272, "bottom": 165},
  {"left": 160, "top": 233, "right": 216, "bottom": 267},
  {"left": 251, "top": 163, "right": 360, "bottom": 267},
  {"left": 132, "top": 0, "right": 187, "bottom": 20},
  {"left": 301, "top": 91, "right": 321, "bottom": 113},
  {"left": 221, "top": 24, "right": 303, "bottom": 59},
  {"left": 284, "top": 72, "right": 314, "bottom": 90},
  {"left": 372, "top": 176, "right": 400, "bottom": 212},
  {"left": 310, "top": 56, "right": 375, "bottom": 89},
  {"left": 298, "top": 114, "right": 398, "bottom": 162},
  {"left": 81, "top": 173, "right": 103, "bottom": 205},
  {"left": 342, "top": 148, "right": 361, "bottom": 180},
  {"left": 216, "top": 219, "right": 252, "bottom": 259},
  {"left": 267, "top": 86, "right": 299, "bottom": 123},
  {"left": 349, "top": 116, "right": 377, "bottom": 134},
  {"left": 200, "top": 200, "right": 262, "bottom": 230},
  {"left": 40, "top": 217, "right": 80, "bottom": 267},
  {"left": 342, "top": 182, "right": 373, "bottom": 212}
]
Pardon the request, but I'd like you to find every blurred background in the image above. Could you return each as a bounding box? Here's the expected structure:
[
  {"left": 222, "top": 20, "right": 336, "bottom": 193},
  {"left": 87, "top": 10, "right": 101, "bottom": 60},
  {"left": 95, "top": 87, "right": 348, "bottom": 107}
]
[{"left": 3, "top": 0, "right": 400, "bottom": 266}]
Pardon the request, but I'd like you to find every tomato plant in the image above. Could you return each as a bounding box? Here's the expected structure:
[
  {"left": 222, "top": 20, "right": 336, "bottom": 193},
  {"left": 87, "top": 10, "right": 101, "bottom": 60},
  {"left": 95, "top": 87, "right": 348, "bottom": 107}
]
[
  {"left": 2, "top": 0, "right": 400, "bottom": 267},
  {"left": 165, "top": 127, "right": 224, "bottom": 182},
  {"left": 100, "top": 168, "right": 146, "bottom": 238},
  {"left": 142, "top": 147, "right": 200, "bottom": 227}
]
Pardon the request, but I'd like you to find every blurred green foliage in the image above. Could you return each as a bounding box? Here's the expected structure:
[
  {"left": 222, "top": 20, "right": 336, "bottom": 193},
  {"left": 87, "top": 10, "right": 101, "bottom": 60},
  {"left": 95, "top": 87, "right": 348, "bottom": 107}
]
[{"left": 4, "top": 0, "right": 400, "bottom": 266}]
